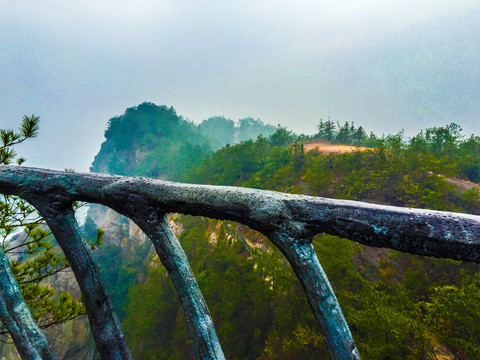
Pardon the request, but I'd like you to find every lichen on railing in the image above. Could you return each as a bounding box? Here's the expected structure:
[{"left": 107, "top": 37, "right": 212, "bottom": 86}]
[{"left": 0, "top": 165, "right": 479, "bottom": 360}]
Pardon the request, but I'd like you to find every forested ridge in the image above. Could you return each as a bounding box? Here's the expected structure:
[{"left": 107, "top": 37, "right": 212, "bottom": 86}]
[
  {"left": 0, "top": 106, "right": 478, "bottom": 359},
  {"left": 81, "top": 103, "right": 480, "bottom": 360},
  {"left": 90, "top": 102, "right": 276, "bottom": 179},
  {"left": 2, "top": 103, "right": 478, "bottom": 359}
]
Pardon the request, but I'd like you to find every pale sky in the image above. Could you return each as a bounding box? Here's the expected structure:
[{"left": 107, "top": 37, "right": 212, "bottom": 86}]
[{"left": 1, "top": 1, "right": 479, "bottom": 171}]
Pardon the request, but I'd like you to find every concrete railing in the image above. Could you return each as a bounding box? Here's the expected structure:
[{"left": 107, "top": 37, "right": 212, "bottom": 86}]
[{"left": 0, "top": 165, "right": 479, "bottom": 359}]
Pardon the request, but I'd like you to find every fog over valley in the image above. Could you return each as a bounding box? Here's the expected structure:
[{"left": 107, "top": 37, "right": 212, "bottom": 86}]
[{"left": 1, "top": 1, "right": 479, "bottom": 171}]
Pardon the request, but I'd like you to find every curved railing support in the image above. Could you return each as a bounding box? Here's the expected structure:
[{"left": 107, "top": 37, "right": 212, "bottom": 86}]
[
  {"left": 121, "top": 206, "right": 225, "bottom": 360},
  {"left": 0, "top": 247, "right": 58, "bottom": 360},
  {"left": 1, "top": 165, "right": 480, "bottom": 360},
  {"left": 268, "top": 230, "right": 360, "bottom": 359},
  {"left": 29, "top": 200, "right": 132, "bottom": 360}
]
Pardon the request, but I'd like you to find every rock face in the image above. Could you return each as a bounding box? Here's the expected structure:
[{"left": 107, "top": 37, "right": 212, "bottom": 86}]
[{"left": 89, "top": 102, "right": 276, "bottom": 179}]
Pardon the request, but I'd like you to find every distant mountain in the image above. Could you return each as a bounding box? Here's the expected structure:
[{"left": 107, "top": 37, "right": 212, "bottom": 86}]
[{"left": 90, "top": 102, "right": 276, "bottom": 180}]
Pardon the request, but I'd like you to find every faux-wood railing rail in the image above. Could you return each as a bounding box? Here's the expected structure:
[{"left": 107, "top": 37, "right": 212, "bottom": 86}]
[{"left": 0, "top": 165, "right": 479, "bottom": 359}]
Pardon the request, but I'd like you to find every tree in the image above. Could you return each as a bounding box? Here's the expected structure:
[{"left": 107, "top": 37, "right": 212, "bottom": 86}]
[
  {"left": 199, "top": 116, "right": 235, "bottom": 150},
  {"left": 351, "top": 125, "right": 367, "bottom": 145},
  {"left": 237, "top": 117, "right": 276, "bottom": 143},
  {"left": 423, "top": 273, "right": 480, "bottom": 359},
  {"left": 269, "top": 126, "right": 295, "bottom": 147},
  {"left": 0, "top": 116, "right": 84, "bottom": 345},
  {"left": 316, "top": 117, "right": 336, "bottom": 142},
  {"left": 0, "top": 115, "right": 39, "bottom": 165},
  {"left": 335, "top": 121, "right": 353, "bottom": 144}
]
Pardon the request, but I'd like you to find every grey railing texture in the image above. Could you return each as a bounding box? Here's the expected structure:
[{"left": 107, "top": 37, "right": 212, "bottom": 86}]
[{"left": 0, "top": 165, "right": 479, "bottom": 360}]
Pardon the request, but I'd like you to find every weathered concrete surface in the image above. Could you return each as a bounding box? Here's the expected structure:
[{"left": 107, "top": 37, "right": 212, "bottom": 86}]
[
  {"left": 111, "top": 202, "right": 225, "bottom": 360},
  {"left": 1, "top": 166, "right": 478, "bottom": 262},
  {"left": 268, "top": 231, "right": 360, "bottom": 360},
  {"left": 0, "top": 247, "right": 58, "bottom": 360},
  {"left": 27, "top": 201, "right": 133, "bottom": 360},
  {"left": 1, "top": 165, "right": 480, "bottom": 360}
]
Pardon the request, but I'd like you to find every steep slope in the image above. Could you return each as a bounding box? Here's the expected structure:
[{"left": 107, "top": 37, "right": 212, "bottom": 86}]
[{"left": 90, "top": 102, "right": 276, "bottom": 180}]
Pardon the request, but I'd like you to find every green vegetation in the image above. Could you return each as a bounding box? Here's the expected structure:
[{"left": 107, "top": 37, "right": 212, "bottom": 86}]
[
  {"left": 181, "top": 121, "right": 480, "bottom": 359},
  {"left": 90, "top": 102, "right": 275, "bottom": 179},
  {"left": 315, "top": 118, "right": 371, "bottom": 146},
  {"left": 0, "top": 116, "right": 84, "bottom": 339},
  {"left": 122, "top": 218, "right": 329, "bottom": 360},
  {"left": 88, "top": 105, "right": 480, "bottom": 359}
]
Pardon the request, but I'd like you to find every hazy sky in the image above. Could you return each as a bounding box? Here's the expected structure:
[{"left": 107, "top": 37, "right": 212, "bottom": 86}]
[{"left": 1, "top": 1, "right": 479, "bottom": 171}]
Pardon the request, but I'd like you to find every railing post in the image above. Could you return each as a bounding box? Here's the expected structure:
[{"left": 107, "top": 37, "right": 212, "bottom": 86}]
[
  {"left": 0, "top": 247, "right": 58, "bottom": 360},
  {"left": 269, "top": 231, "right": 361, "bottom": 360},
  {"left": 127, "top": 210, "right": 225, "bottom": 360},
  {"left": 31, "top": 201, "right": 132, "bottom": 360}
]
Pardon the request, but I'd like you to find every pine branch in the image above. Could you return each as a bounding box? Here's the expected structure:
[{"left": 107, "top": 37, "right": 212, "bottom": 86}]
[{"left": 20, "top": 115, "right": 40, "bottom": 139}]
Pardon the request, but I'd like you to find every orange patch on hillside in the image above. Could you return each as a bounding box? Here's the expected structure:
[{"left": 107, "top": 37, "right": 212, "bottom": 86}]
[
  {"left": 444, "top": 177, "right": 480, "bottom": 192},
  {"left": 303, "top": 142, "right": 370, "bottom": 154}
]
